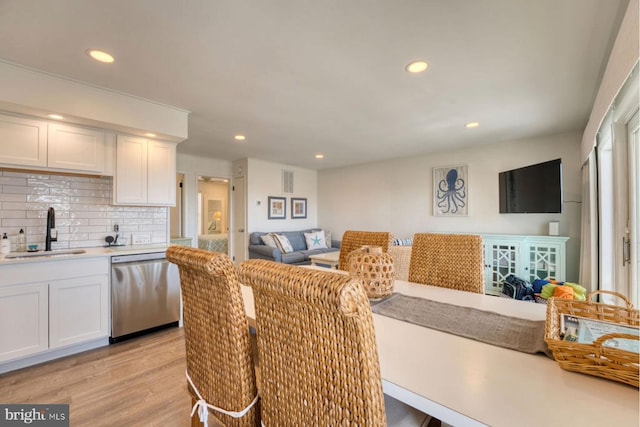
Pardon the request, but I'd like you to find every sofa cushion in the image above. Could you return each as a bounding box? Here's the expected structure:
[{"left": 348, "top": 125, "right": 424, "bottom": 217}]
[
  {"left": 313, "top": 229, "right": 331, "bottom": 248},
  {"left": 304, "top": 230, "right": 327, "bottom": 249},
  {"left": 280, "top": 251, "right": 306, "bottom": 264},
  {"left": 261, "top": 233, "right": 279, "bottom": 248},
  {"left": 273, "top": 234, "right": 294, "bottom": 253},
  {"left": 279, "top": 230, "right": 307, "bottom": 251}
]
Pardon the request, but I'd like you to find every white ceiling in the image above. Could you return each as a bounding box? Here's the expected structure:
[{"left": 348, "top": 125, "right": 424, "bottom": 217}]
[{"left": 0, "top": 0, "right": 629, "bottom": 170}]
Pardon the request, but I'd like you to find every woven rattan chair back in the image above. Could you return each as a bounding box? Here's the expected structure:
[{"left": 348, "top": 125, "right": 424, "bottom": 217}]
[
  {"left": 408, "top": 233, "right": 484, "bottom": 293},
  {"left": 237, "top": 260, "right": 386, "bottom": 426},
  {"left": 338, "top": 230, "right": 394, "bottom": 271},
  {"left": 166, "top": 246, "right": 260, "bottom": 427}
]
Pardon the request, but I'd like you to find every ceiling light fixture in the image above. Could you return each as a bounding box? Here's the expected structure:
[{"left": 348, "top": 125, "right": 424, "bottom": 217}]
[
  {"left": 47, "top": 114, "right": 64, "bottom": 120},
  {"left": 86, "top": 49, "right": 114, "bottom": 63},
  {"left": 465, "top": 122, "right": 480, "bottom": 128},
  {"left": 234, "top": 135, "right": 246, "bottom": 141},
  {"left": 405, "top": 60, "right": 428, "bottom": 73},
  {"left": 315, "top": 154, "right": 324, "bottom": 159}
]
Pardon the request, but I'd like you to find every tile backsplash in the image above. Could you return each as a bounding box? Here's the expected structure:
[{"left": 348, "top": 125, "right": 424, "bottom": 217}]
[{"left": 0, "top": 170, "right": 168, "bottom": 251}]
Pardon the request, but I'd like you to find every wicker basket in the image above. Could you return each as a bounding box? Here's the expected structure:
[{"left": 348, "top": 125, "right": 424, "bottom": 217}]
[
  {"left": 347, "top": 246, "right": 395, "bottom": 300},
  {"left": 545, "top": 290, "right": 640, "bottom": 387}
]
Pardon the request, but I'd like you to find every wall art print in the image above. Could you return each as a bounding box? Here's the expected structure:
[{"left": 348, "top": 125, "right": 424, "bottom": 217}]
[
  {"left": 268, "top": 196, "right": 286, "bottom": 219},
  {"left": 433, "top": 164, "right": 468, "bottom": 216},
  {"left": 291, "top": 197, "right": 307, "bottom": 219}
]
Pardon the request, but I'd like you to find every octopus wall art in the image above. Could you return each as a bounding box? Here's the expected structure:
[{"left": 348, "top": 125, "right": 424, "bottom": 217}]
[{"left": 433, "top": 165, "right": 468, "bottom": 216}]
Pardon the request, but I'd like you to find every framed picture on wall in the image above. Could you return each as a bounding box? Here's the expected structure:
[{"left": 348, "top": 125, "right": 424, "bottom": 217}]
[
  {"left": 268, "top": 196, "right": 286, "bottom": 219},
  {"left": 433, "top": 164, "right": 468, "bottom": 216},
  {"left": 291, "top": 197, "right": 307, "bottom": 219}
]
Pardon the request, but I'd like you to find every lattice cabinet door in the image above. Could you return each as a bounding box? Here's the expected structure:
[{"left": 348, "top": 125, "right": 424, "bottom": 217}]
[
  {"left": 483, "top": 239, "right": 521, "bottom": 296},
  {"left": 524, "top": 241, "right": 566, "bottom": 282}
]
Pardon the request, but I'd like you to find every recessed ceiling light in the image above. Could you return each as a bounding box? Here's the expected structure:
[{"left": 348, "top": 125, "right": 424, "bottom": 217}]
[
  {"left": 144, "top": 133, "right": 156, "bottom": 138},
  {"left": 234, "top": 135, "right": 246, "bottom": 141},
  {"left": 47, "top": 114, "right": 64, "bottom": 120},
  {"left": 86, "top": 49, "right": 114, "bottom": 63},
  {"left": 465, "top": 122, "right": 480, "bottom": 128},
  {"left": 405, "top": 60, "right": 429, "bottom": 73},
  {"left": 315, "top": 154, "right": 324, "bottom": 159}
]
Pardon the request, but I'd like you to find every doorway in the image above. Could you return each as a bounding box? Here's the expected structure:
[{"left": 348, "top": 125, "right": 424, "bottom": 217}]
[{"left": 197, "top": 176, "right": 229, "bottom": 254}]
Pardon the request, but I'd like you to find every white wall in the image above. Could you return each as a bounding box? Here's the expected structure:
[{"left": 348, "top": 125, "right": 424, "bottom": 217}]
[
  {"left": 318, "top": 131, "right": 582, "bottom": 281},
  {"left": 247, "top": 158, "right": 318, "bottom": 232},
  {"left": 176, "top": 152, "right": 232, "bottom": 245}
]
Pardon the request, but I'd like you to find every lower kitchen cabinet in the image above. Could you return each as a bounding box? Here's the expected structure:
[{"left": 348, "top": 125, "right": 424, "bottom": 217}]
[
  {"left": 0, "top": 258, "right": 110, "bottom": 366},
  {"left": 49, "top": 275, "right": 109, "bottom": 349},
  {"left": 0, "top": 283, "right": 49, "bottom": 362}
]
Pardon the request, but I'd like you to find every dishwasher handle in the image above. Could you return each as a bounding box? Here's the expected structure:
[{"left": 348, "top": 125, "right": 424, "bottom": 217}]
[{"left": 111, "top": 252, "right": 167, "bottom": 264}]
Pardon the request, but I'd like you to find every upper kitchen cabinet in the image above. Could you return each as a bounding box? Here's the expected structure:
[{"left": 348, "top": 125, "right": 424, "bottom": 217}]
[
  {"left": 0, "top": 113, "right": 115, "bottom": 175},
  {"left": 114, "top": 135, "right": 176, "bottom": 206},
  {"left": 48, "top": 123, "right": 114, "bottom": 174},
  {"left": 0, "top": 113, "right": 47, "bottom": 167}
]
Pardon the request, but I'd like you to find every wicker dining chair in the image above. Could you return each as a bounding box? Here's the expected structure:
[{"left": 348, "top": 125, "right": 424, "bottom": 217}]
[
  {"left": 408, "top": 233, "right": 484, "bottom": 294},
  {"left": 166, "top": 246, "right": 260, "bottom": 427},
  {"left": 237, "top": 259, "right": 386, "bottom": 426},
  {"left": 338, "top": 230, "right": 394, "bottom": 270}
]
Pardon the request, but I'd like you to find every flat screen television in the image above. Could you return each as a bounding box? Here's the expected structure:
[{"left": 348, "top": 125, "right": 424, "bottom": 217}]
[{"left": 499, "top": 159, "right": 562, "bottom": 213}]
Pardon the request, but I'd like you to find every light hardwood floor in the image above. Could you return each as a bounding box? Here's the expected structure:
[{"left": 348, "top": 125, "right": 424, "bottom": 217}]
[
  {"left": 0, "top": 328, "right": 440, "bottom": 427},
  {"left": 0, "top": 328, "right": 192, "bottom": 426}
]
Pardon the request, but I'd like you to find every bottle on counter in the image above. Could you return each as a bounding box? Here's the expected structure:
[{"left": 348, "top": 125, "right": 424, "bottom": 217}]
[
  {"left": 16, "top": 228, "right": 26, "bottom": 252},
  {"left": 0, "top": 233, "right": 10, "bottom": 254}
]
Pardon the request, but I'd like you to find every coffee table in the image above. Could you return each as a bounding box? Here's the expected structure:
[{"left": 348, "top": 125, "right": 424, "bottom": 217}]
[{"left": 308, "top": 251, "right": 339, "bottom": 269}]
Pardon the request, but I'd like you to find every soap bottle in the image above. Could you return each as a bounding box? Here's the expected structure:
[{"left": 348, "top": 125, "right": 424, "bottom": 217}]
[
  {"left": 16, "top": 228, "right": 26, "bottom": 252},
  {"left": 0, "top": 233, "right": 10, "bottom": 254}
]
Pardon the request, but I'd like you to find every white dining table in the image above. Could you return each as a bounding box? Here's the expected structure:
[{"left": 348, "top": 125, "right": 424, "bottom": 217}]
[{"left": 240, "top": 266, "right": 640, "bottom": 427}]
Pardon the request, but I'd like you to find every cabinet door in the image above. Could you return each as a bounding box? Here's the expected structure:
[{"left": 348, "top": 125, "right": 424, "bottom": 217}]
[
  {"left": 484, "top": 240, "right": 521, "bottom": 295},
  {"left": 524, "top": 242, "right": 565, "bottom": 282},
  {"left": 49, "top": 275, "right": 109, "bottom": 349},
  {"left": 147, "top": 140, "right": 176, "bottom": 206},
  {"left": 0, "top": 283, "right": 48, "bottom": 362},
  {"left": 47, "top": 123, "right": 106, "bottom": 173},
  {"left": 0, "top": 114, "right": 47, "bottom": 167},
  {"left": 114, "top": 135, "right": 148, "bottom": 204}
]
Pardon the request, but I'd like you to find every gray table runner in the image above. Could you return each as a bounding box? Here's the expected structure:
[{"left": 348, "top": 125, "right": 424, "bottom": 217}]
[{"left": 371, "top": 293, "right": 553, "bottom": 358}]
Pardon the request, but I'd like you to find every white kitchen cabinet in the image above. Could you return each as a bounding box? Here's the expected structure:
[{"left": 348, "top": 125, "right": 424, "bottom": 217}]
[
  {"left": 0, "top": 283, "right": 49, "bottom": 363},
  {"left": 114, "top": 135, "right": 176, "bottom": 206},
  {"left": 147, "top": 140, "right": 176, "bottom": 204},
  {"left": 49, "top": 275, "right": 109, "bottom": 349},
  {"left": 483, "top": 234, "right": 569, "bottom": 296},
  {"left": 0, "top": 113, "right": 115, "bottom": 175},
  {"left": 47, "top": 123, "right": 110, "bottom": 174},
  {"left": 0, "top": 113, "right": 48, "bottom": 167},
  {"left": 0, "top": 257, "right": 110, "bottom": 366}
]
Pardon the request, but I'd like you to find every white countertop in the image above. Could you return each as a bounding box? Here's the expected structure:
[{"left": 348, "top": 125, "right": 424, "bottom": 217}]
[
  {"left": 0, "top": 244, "right": 169, "bottom": 265},
  {"left": 241, "top": 266, "right": 640, "bottom": 427}
]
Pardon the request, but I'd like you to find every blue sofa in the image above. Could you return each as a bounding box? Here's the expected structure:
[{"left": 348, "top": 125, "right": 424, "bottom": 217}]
[{"left": 248, "top": 229, "right": 339, "bottom": 265}]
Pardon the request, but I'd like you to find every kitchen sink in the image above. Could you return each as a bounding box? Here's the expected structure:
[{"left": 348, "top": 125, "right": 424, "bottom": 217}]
[{"left": 4, "top": 249, "right": 87, "bottom": 259}]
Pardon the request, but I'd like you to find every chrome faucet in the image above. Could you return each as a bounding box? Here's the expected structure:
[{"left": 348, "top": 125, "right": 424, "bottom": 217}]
[{"left": 45, "top": 207, "right": 57, "bottom": 251}]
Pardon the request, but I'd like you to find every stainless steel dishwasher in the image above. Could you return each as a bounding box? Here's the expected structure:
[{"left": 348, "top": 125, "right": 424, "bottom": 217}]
[{"left": 110, "top": 252, "right": 180, "bottom": 343}]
